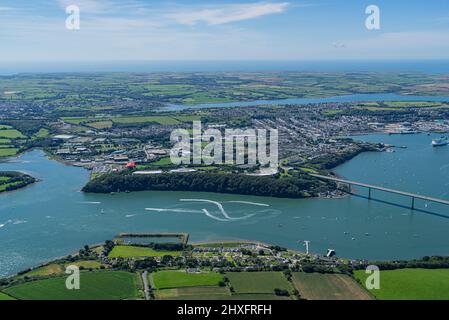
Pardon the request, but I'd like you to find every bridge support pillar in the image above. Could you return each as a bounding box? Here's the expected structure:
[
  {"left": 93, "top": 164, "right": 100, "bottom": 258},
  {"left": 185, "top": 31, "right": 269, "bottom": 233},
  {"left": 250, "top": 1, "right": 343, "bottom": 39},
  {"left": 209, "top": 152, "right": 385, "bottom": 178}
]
[
  {"left": 368, "top": 188, "right": 371, "bottom": 200},
  {"left": 411, "top": 197, "right": 415, "bottom": 210}
]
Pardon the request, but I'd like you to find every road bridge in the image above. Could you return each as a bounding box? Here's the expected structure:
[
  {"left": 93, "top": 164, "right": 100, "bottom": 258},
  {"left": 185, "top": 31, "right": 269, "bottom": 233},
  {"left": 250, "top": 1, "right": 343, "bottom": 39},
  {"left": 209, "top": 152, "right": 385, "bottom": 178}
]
[{"left": 310, "top": 174, "right": 449, "bottom": 209}]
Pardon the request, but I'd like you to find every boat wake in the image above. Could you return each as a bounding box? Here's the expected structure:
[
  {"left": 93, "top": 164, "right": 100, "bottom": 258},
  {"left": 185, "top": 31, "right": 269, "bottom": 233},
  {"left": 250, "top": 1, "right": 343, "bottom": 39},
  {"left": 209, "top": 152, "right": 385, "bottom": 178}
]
[
  {"left": 224, "top": 201, "right": 270, "bottom": 207},
  {"left": 144, "top": 198, "right": 269, "bottom": 222}
]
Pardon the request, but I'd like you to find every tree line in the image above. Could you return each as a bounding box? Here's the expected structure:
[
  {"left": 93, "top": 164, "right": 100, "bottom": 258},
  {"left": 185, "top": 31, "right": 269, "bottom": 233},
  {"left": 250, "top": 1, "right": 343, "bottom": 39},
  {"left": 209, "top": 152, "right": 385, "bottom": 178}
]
[{"left": 83, "top": 171, "right": 331, "bottom": 198}]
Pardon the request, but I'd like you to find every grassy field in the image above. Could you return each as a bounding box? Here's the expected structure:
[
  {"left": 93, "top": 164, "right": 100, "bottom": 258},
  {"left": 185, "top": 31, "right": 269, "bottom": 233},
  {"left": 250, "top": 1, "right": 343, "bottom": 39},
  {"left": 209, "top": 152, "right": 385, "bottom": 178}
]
[
  {"left": 156, "top": 286, "right": 230, "bottom": 300},
  {"left": 0, "top": 180, "right": 22, "bottom": 191},
  {"left": 87, "top": 120, "right": 113, "bottom": 129},
  {"left": 226, "top": 272, "right": 293, "bottom": 294},
  {"left": 20, "top": 261, "right": 103, "bottom": 278},
  {"left": 4, "top": 271, "right": 140, "bottom": 300},
  {"left": 65, "top": 260, "right": 103, "bottom": 269},
  {"left": 152, "top": 270, "right": 223, "bottom": 289},
  {"left": 108, "top": 245, "right": 181, "bottom": 258},
  {"left": 34, "top": 128, "right": 50, "bottom": 138},
  {"left": 194, "top": 242, "right": 249, "bottom": 248},
  {"left": 354, "top": 268, "right": 449, "bottom": 300},
  {"left": 61, "top": 115, "right": 195, "bottom": 126},
  {"left": 0, "top": 292, "right": 15, "bottom": 300},
  {"left": 0, "top": 129, "right": 26, "bottom": 139},
  {"left": 23, "top": 264, "right": 63, "bottom": 277},
  {"left": 113, "top": 116, "right": 180, "bottom": 125},
  {"left": 292, "top": 272, "right": 373, "bottom": 300},
  {"left": 227, "top": 293, "right": 292, "bottom": 300},
  {"left": 0, "top": 148, "right": 19, "bottom": 157}
]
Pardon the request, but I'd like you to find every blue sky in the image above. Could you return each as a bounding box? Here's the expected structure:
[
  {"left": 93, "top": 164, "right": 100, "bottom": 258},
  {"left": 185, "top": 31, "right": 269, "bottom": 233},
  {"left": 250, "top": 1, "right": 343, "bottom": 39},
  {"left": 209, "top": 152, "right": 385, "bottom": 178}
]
[{"left": 1, "top": 0, "right": 449, "bottom": 61}]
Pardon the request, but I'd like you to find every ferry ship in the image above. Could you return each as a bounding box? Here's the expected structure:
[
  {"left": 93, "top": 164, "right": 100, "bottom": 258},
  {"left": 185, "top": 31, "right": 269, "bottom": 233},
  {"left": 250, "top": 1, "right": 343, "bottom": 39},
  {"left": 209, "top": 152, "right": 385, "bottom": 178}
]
[{"left": 432, "top": 137, "right": 449, "bottom": 147}]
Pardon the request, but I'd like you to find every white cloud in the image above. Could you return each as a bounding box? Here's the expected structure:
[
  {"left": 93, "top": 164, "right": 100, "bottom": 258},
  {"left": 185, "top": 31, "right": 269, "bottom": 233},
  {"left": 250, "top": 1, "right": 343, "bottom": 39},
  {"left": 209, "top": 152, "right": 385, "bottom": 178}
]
[
  {"left": 168, "top": 2, "right": 289, "bottom": 26},
  {"left": 56, "top": 0, "right": 146, "bottom": 15},
  {"left": 331, "top": 41, "right": 346, "bottom": 49}
]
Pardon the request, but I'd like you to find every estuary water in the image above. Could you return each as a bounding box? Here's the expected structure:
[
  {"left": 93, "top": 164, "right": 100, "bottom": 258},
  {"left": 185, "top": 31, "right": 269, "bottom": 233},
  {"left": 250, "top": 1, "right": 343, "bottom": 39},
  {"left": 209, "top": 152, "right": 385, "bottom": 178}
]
[
  {"left": 167, "top": 93, "right": 449, "bottom": 110},
  {"left": 1, "top": 133, "right": 449, "bottom": 277}
]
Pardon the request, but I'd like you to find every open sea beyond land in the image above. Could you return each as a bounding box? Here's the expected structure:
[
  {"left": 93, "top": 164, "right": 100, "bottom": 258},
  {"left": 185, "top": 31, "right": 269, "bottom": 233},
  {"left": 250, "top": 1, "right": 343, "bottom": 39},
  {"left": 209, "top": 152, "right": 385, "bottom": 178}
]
[
  {"left": 1, "top": 133, "right": 449, "bottom": 277},
  {"left": 2, "top": 60, "right": 449, "bottom": 75}
]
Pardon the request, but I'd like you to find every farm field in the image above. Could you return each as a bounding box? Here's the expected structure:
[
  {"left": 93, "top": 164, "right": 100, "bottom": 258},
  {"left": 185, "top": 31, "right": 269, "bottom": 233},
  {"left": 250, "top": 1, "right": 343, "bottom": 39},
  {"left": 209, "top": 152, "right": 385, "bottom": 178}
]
[
  {"left": 34, "top": 128, "right": 50, "bottom": 138},
  {"left": 226, "top": 272, "right": 293, "bottom": 295},
  {"left": 292, "top": 272, "right": 373, "bottom": 300},
  {"left": 0, "top": 292, "right": 15, "bottom": 300},
  {"left": 61, "top": 115, "right": 201, "bottom": 127},
  {"left": 0, "top": 129, "right": 26, "bottom": 139},
  {"left": 156, "top": 286, "right": 230, "bottom": 300},
  {"left": 0, "top": 148, "right": 19, "bottom": 157},
  {"left": 152, "top": 270, "right": 223, "bottom": 289},
  {"left": 354, "top": 268, "right": 449, "bottom": 300},
  {"left": 137, "top": 157, "right": 172, "bottom": 168},
  {"left": 64, "top": 260, "right": 103, "bottom": 269},
  {"left": 3, "top": 271, "right": 140, "bottom": 300},
  {"left": 227, "top": 293, "right": 292, "bottom": 300},
  {"left": 22, "top": 264, "right": 63, "bottom": 278},
  {"left": 108, "top": 245, "right": 181, "bottom": 258}
]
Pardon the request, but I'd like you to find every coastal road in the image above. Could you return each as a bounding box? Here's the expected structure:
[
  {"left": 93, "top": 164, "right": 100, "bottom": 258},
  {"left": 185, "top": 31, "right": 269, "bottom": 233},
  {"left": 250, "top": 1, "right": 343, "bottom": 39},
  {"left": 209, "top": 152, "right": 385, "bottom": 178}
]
[{"left": 142, "top": 271, "right": 150, "bottom": 300}]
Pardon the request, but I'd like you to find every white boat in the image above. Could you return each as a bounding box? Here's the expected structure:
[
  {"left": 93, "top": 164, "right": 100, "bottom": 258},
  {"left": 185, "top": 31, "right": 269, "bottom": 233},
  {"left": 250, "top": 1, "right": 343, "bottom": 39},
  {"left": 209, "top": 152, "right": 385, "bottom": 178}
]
[{"left": 432, "top": 137, "right": 449, "bottom": 147}]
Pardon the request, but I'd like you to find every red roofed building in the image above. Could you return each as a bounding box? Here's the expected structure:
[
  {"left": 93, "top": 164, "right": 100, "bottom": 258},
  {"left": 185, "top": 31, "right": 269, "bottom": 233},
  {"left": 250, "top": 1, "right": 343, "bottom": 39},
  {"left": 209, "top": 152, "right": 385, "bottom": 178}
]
[{"left": 125, "top": 161, "right": 136, "bottom": 169}]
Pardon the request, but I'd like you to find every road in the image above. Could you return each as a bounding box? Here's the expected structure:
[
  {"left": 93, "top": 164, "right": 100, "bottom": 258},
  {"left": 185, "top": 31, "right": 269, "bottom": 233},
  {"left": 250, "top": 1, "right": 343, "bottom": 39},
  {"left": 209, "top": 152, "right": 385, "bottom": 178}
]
[
  {"left": 310, "top": 173, "right": 449, "bottom": 206},
  {"left": 142, "top": 271, "right": 150, "bottom": 300}
]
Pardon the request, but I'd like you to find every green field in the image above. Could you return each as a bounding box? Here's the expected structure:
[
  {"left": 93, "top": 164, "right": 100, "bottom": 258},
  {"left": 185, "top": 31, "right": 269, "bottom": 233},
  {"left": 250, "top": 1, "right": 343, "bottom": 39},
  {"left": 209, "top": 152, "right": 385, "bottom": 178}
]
[
  {"left": 0, "top": 292, "right": 15, "bottom": 300},
  {"left": 20, "top": 261, "right": 102, "bottom": 278},
  {"left": 0, "top": 129, "right": 26, "bottom": 139},
  {"left": 65, "top": 260, "right": 103, "bottom": 269},
  {"left": 354, "top": 268, "right": 449, "bottom": 300},
  {"left": 137, "top": 157, "right": 172, "bottom": 168},
  {"left": 108, "top": 245, "right": 181, "bottom": 258},
  {"left": 0, "top": 148, "right": 19, "bottom": 157},
  {"left": 226, "top": 272, "right": 293, "bottom": 294},
  {"left": 292, "top": 272, "right": 373, "bottom": 300},
  {"left": 87, "top": 120, "right": 113, "bottom": 129},
  {"left": 0, "top": 180, "right": 22, "bottom": 191},
  {"left": 227, "top": 293, "right": 292, "bottom": 300},
  {"left": 61, "top": 115, "right": 194, "bottom": 126},
  {"left": 112, "top": 116, "right": 180, "bottom": 125},
  {"left": 152, "top": 270, "right": 223, "bottom": 289},
  {"left": 34, "top": 128, "right": 50, "bottom": 138},
  {"left": 22, "top": 264, "right": 63, "bottom": 277},
  {"left": 156, "top": 286, "right": 230, "bottom": 300},
  {"left": 4, "top": 271, "right": 140, "bottom": 300}
]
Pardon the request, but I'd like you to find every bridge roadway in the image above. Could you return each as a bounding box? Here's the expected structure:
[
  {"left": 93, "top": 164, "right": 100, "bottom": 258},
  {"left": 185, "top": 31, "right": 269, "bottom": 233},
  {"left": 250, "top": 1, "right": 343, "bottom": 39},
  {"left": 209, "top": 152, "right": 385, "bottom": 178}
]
[{"left": 310, "top": 174, "right": 449, "bottom": 209}]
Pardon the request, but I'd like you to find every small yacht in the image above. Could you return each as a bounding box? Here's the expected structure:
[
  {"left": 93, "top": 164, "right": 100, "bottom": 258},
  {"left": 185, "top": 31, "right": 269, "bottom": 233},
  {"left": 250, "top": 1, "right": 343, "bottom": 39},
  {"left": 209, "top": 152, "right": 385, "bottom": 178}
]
[{"left": 432, "top": 137, "right": 448, "bottom": 147}]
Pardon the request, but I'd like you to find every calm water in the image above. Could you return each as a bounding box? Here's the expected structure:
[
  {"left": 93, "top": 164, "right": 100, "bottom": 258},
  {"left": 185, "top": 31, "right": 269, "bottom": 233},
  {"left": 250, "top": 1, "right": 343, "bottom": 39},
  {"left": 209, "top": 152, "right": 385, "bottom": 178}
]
[
  {"left": 167, "top": 93, "right": 449, "bottom": 110},
  {"left": 1, "top": 133, "right": 449, "bottom": 277},
  {"left": 2, "top": 60, "right": 449, "bottom": 75}
]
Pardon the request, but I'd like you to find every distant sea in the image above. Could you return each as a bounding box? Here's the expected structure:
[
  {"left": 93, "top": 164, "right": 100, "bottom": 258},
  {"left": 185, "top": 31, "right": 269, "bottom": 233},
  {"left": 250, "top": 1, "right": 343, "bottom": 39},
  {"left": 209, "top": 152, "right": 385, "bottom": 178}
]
[{"left": 1, "top": 60, "right": 449, "bottom": 75}]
